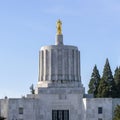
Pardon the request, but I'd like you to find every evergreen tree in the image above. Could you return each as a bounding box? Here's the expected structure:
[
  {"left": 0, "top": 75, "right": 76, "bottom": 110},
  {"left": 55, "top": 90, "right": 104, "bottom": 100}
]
[
  {"left": 114, "top": 67, "right": 120, "bottom": 97},
  {"left": 88, "top": 65, "right": 101, "bottom": 97},
  {"left": 0, "top": 116, "right": 5, "bottom": 120},
  {"left": 97, "top": 58, "right": 116, "bottom": 98},
  {"left": 30, "top": 84, "right": 35, "bottom": 94},
  {"left": 113, "top": 105, "right": 120, "bottom": 120}
]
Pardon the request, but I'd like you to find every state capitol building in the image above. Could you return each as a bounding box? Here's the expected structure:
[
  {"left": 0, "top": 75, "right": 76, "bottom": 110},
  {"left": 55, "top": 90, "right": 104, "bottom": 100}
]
[{"left": 0, "top": 20, "right": 120, "bottom": 120}]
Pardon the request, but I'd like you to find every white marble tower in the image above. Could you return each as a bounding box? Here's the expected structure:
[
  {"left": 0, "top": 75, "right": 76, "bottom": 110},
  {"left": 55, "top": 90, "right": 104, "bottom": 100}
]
[
  {"left": 34, "top": 20, "right": 85, "bottom": 120},
  {"left": 37, "top": 20, "right": 83, "bottom": 90}
]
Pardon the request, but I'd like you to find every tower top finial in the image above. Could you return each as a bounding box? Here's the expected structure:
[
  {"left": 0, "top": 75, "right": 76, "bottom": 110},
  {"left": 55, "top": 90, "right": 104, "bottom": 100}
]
[
  {"left": 55, "top": 19, "right": 63, "bottom": 45},
  {"left": 56, "top": 19, "right": 62, "bottom": 35}
]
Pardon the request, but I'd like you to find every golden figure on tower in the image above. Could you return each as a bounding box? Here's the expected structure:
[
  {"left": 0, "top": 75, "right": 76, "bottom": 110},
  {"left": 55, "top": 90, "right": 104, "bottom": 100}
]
[{"left": 56, "top": 19, "right": 62, "bottom": 35}]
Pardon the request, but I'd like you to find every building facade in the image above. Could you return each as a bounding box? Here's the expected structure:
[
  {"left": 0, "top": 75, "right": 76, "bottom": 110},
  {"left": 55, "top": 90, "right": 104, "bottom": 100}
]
[{"left": 0, "top": 20, "right": 120, "bottom": 120}]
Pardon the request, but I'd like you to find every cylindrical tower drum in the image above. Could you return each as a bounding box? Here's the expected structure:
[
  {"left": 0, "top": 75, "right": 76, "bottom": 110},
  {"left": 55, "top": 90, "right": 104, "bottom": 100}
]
[{"left": 37, "top": 20, "right": 82, "bottom": 88}]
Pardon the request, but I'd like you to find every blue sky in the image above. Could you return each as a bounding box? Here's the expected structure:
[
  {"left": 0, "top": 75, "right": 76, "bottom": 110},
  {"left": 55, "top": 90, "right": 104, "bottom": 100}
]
[{"left": 0, "top": 0, "right": 120, "bottom": 98}]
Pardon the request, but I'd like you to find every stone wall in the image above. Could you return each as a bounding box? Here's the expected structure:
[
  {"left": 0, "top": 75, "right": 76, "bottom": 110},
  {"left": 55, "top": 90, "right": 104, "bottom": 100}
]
[
  {"left": 37, "top": 87, "right": 84, "bottom": 120},
  {"left": 1, "top": 96, "right": 120, "bottom": 120},
  {"left": 0, "top": 99, "right": 9, "bottom": 119},
  {"left": 83, "top": 98, "right": 113, "bottom": 120}
]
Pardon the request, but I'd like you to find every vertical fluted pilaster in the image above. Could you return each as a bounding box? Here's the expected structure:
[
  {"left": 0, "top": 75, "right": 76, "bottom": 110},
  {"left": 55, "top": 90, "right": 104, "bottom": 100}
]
[
  {"left": 64, "top": 49, "right": 68, "bottom": 80},
  {"left": 49, "top": 50, "right": 52, "bottom": 81},
  {"left": 62, "top": 49, "right": 65, "bottom": 80},
  {"left": 71, "top": 50, "right": 74, "bottom": 80},
  {"left": 40, "top": 51, "right": 44, "bottom": 81},
  {"left": 76, "top": 50, "right": 78, "bottom": 81},
  {"left": 38, "top": 46, "right": 81, "bottom": 83},
  {"left": 78, "top": 51, "right": 80, "bottom": 81},
  {"left": 55, "top": 49, "right": 58, "bottom": 81},
  {"left": 58, "top": 49, "right": 62, "bottom": 80},
  {"left": 74, "top": 50, "right": 77, "bottom": 81},
  {"left": 68, "top": 49, "right": 72, "bottom": 81},
  {"left": 43, "top": 50, "right": 46, "bottom": 81},
  {"left": 46, "top": 50, "right": 48, "bottom": 80},
  {"left": 51, "top": 49, "right": 54, "bottom": 80}
]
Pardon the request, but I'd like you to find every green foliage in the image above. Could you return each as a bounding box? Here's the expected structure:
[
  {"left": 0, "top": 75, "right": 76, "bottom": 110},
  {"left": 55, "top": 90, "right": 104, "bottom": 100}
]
[
  {"left": 0, "top": 116, "right": 6, "bottom": 120},
  {"left": 102, "top": 59, "right": 113, "bottom": 81},
  {"left": 113, "top": 105, "right": 120, "bottom": 120},
  {"left": 97, "top": 79, "right": 109, "bottom": 97},
  {"left": 114, "top": 67, "right": 119, "bottom": 84},
  {"left": 30, "top": 84, "right": 35, "bottom": 94},
  {"left": 88, "top": 58, "right": 120, "bottom": 98},
  {"left": 114, "top": 67, "right": 120, "bottom": 97},
  {"left": 97, "top": 58, "right": 116, "bottom": 98},
  {"left": 88, "top": 65, "right": 101, "bottom": 97}
]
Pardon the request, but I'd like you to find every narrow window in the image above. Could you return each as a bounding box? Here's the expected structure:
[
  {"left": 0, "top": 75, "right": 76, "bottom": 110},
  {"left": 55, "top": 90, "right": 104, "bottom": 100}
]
[
  {"left": 98, "top": 107, "right": 102, "bottom": 114},
  {"left": 19, "top": 107, "right": 24, "bottom": 114},
  {"left": 52, "top": 110, "right": 69, "bottom": 120},
  {"left": 98, "top": 118, "right": 102, "bottom": 120}
]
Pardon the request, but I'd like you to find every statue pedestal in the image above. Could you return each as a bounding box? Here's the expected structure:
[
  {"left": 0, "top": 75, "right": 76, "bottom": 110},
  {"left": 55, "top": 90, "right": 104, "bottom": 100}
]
[{"left": 55, "top": 34, "right": 63, "bottom": 45}]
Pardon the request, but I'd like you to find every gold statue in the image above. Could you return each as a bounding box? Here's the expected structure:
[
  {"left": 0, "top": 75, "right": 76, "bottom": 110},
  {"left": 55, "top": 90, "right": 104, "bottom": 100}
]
[{"left": 56, "top": 19, "right": 62, "bottom": 35}]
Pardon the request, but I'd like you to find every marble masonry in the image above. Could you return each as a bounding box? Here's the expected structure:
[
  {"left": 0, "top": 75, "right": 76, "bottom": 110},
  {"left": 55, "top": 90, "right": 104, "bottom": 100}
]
[{"left": 0, "top": 20, "right": 120, "bottom": 120}]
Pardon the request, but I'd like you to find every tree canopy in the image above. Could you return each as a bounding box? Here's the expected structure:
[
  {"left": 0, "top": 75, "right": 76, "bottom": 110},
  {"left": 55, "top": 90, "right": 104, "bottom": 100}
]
[
  {"left": 30, "top": 84, "right": 35, "bottom": 94},
  {"left": 97, "top": 58, "right": 116, "bottom": 97},
  {"left": 114, "top": 67, "right": 120, "bottom": 97},
  {"left": 88, "top": 58, "right": 118, "bottom": 98},
  {"left": 88, "top": 65, "right": 101, "bottom": 97},
  {"left": 0, "top": 116, "right": 6, "bottom": 120},
  {"left": 113, "top": 105, "right": 120, "bottom": 120}
]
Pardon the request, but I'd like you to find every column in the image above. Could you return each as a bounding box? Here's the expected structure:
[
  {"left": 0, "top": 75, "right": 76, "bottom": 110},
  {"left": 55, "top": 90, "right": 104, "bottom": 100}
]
[
  {"left": 62, "top": 49, "right": 65, "bottom": 81},
  {"left": 68, "top": 49, "right": 72, "bottom": 81},
  {"left": 55, "top": 49, "right": 58, "bottom": 81},
  {"left": 40, "top": 50, "right": 44, "bottom": 81},
  {"left": 44, "top": 50, "right": 46, "bottom": 81},
  {"left": 49, "top": 50, "right": 52, "bottom": 81},
  {"left": 46, "top": 50, "right": 49, "bottom": 81},
  {"left": 78, "top": 51, "right": 81, "bottom": 81},
  {"left": 74, "top": 50, "right": 77, "bottom": 81}
]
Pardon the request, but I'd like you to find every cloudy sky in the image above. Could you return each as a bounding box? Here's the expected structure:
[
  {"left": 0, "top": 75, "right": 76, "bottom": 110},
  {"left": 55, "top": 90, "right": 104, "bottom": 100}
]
[{"left": 0, "top": 0, "right": 120, "bottom": 98}]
